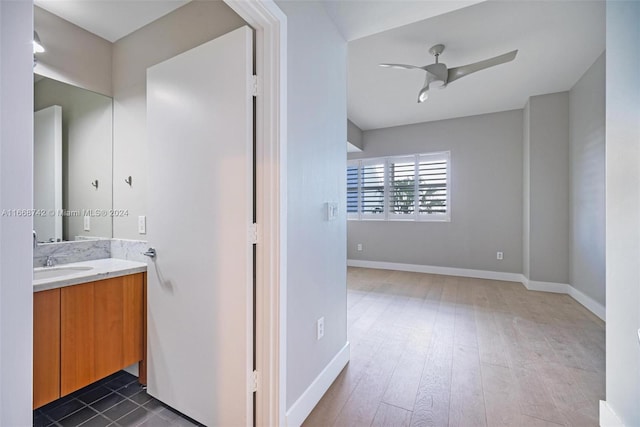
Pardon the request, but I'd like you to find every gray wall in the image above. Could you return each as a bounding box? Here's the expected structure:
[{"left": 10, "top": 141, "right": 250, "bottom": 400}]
[
  {"left": 0, "top": 0, "right": 34, "bottom": 424},
  {"left": 525, "top": 92, "right": 570, "bottom": 284},
  {"left": 569, "top": 53, "right": 605, "bottom": 305},
  {"left": 605, "top": 1, "right": 640, "bottom": 425},
  {"left": 348, "top": 110, "right": 523, "bottom": 274},
  {"left": 347, "top": 119, "right": 363, "bottom": 150},
  {"left": 111, "top": 2, "right": 245, "bottom": 239},
  {"left": 276, "top": 0, "right": 348, "bottom": 411},
  {"left": 34, "top": 6, "right": 112, "bottom": 96},
  {"left": 34, "top": 2, "right": 246, "bottom": 240}
]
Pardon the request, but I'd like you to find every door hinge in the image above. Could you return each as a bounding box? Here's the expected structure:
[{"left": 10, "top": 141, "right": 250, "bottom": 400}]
[
  {"left": 252, "top": 75, "right": 258, "bottom": 97},
  {"left": 251, "top": 370, "right": 258, "bottom": 393},
  {"left": 249, "top": 223, "right": 258, "bottom": 245}
]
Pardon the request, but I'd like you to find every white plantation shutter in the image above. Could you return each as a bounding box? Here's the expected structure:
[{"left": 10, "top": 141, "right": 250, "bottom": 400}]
[
  {"left": 347, "top": 151, "right": 450, "bottom": 221},
  {"left": 388, "top": 157, "right": 416, "bottom": 218},
  {"left": 360, "top": 161, "right": 385, "bottom": 217},
  {"left": 347, "top": 164, "right": 359, "bottom": 219},
  {"left": 418, "top": 152, "right": 449, "bottom": 219}
]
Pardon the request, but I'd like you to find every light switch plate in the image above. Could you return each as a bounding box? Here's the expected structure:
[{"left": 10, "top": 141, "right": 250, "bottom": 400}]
[
  {"left": 83, "top": 215, "right": 90, "bottom": 231},
  {"left": 326, "top": 202, "right": 338, "bottom": 221},
  {"left": 138, "top": 215, "right": 146, "bottom": 234},
  {"left": 317, "top": 317, "right": 325, "bottom": 340}
]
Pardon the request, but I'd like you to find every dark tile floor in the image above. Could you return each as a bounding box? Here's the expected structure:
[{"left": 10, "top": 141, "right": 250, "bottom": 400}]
[{"left": 34, "top": 371, "right": 203, "bottom": 427}]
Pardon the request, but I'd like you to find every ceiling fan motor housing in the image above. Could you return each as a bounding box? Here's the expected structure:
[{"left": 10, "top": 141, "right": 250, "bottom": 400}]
[
  {"left": 428, "top": 44, "right": 445, "bottom": 57},
  {"left": 425, "top": 62, "right": 448, "bottom": 86}
]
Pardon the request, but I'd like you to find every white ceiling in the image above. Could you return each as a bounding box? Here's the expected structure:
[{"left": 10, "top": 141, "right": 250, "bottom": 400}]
[
  {"left": 35, "top": 0, "right": 480, "bottom": 45},
  {"left": 34, "top": 0, "right": 605, "bottom": 131},
  {"left": 34, "top": 0, "right": 189, "bottom": 42},
  {"left": 348, "top": 0, "right": 605, "bottom": 130},
  {"left": 322, "top": 0, "right": 483, "bottom": 42}
]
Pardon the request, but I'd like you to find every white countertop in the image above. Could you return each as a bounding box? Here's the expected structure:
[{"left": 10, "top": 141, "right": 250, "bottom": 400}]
[{"left": 33, "top": 258, "right": 147, "bottom": 292}]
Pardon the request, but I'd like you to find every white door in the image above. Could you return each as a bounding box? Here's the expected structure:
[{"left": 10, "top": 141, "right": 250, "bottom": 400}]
[
  {"left": 146, "top": 26, "right": 254, "bottom": 426},
  {"left": 34, "top": 105, "right": 62, "bottom": 243}
]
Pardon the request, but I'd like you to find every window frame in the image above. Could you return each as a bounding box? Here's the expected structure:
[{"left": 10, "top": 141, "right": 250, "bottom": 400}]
[{"left": 347, "top": 151, "right": 451, "bottom": 222}]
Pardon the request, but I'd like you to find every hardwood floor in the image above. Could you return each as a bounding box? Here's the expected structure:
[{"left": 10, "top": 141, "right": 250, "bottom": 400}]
[{"left": 303, "top": 267, "right": 605, "bottom": 427}]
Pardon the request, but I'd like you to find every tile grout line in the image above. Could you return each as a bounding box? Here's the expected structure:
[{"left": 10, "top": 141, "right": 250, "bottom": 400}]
[{"left": 35, "top": 371, "right": 202, "bottom": 427}]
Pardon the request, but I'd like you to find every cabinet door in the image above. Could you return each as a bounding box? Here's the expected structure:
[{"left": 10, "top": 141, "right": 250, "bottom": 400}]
[
  {"left": 60, "top": 274, "right": 146, "bottom": 395},
  {"left": 122, "top": 273, "right": 144, "bottom": 366},
  {"left": 34, "top": 289, "right": 60, "bottom": 409},
  {"left": 61, "top": 283, "right": 95, "bottom": 395},
  {"left": 94, "top": 278, "right": 124, "bottom": 379},
  {"left": 95, "top": 274, "right": 144, "bottom": 376}
]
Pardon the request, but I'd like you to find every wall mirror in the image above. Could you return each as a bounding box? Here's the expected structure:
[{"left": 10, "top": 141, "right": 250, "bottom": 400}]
[{"left": 34, "top": 75, "right": 113, "bottom": 242}]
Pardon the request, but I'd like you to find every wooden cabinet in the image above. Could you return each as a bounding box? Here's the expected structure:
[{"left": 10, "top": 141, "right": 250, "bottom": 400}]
[
  {"left": 122, "top": 274, "right": 144, "bottom": 368},
  {"left": 61, "top": 273, "right": 145, "bottom": 396},
  {"left": 61, "top": 282, "right": 95, "bottom": 395},
  {"left": 34, "top": 272, "right": 146, "bottom": 408},
  {"left": 33, "top": 289, "right": 61, "bottom": 409}
]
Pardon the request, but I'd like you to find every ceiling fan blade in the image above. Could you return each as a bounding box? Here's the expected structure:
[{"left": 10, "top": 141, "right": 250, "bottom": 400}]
[
  {"left": 379, "top": 63, "right": 424, "bottom": 70},
  {"left": 447, "top": 50, "right": 518, "bottom": 84},
  {"left": 417, "top": 73, "right": 437, "bottom": 103},
  {"left": 417, "top": 84, "right": 429, "bottom": 103}
]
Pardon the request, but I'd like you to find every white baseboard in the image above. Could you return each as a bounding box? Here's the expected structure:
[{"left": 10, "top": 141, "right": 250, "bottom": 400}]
[
  {"left": 347, "top": 259, "right": 523, "bottom": 283},
  {"left": 522, "top": 276, "right": 605, "bottom": 321},
  {"left": 285, "top": 341, "right": 350, "bottom": 427},
  {"left": 600, "top": 400, "right": 625, "bottom": 426},
  {"left": 568, "top": 285, "right": 606, "bottom": 321},
  {"left": 521, "top": 276, "right": 569, "bottom": 293},
  {"left": 347, "top": 260, "right": 605, "bottom": 321}
]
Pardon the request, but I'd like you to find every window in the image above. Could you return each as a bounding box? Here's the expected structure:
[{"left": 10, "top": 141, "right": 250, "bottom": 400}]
[
  {"left": 347, "top": 151, "right": 450, "bottom": 221},
  {"left": 388, "top": 157, "right": 415, "bottom": 218},
  {"left": 360, "top": 161, "right": 385, "bottom": 217}
]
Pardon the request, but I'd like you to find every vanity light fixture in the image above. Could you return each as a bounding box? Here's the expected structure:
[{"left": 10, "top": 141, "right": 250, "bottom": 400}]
[
  {"left": 33, "top": 31, "right": 45, "bottom": 67},
  {"left": 33, "top": 31, "right": 45, "bottom": 54}
]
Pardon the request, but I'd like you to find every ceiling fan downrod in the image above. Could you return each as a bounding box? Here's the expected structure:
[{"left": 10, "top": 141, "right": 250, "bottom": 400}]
[{"left": 428, "top": 44, "right": 445, "bottom": 64}]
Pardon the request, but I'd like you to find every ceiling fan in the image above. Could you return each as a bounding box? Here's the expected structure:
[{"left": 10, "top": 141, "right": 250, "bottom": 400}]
[{"left": 380, "top": 44, "right": 518, "bottom": 103}]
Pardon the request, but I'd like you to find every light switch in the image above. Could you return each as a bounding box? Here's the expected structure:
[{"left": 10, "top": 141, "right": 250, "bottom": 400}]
[
  {"left": 138, "top": 215, "right": 146, "bottom": 234},
  {"left": 326, "top": 202, "right": 338, "bottom": 221},
  {"left": 83, "top": 215, "right": 90, "bottom": 231}
]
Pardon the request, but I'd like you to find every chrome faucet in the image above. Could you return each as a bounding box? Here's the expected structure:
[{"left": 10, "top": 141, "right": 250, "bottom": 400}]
[
  {"left": 33, "top": 230, "right": 38, "bottom": 249},
  {"left": 44, "top": 256, "right": 55, "bottom": 267}
]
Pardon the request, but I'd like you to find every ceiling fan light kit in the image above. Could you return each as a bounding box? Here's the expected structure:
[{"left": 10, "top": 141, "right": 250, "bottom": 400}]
[{"left": 380, "top": 43, "right": 518, "bottom": 103}]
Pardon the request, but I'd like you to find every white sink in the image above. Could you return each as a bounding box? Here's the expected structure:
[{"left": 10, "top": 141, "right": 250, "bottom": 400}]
[{"left": 34, "top": 266, "right": 93, "bottom": 280}]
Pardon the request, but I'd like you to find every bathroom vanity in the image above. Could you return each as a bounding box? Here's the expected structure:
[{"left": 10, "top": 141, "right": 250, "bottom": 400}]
[{"left": 33, "top": 259, "right": 147, "bottom": 409}]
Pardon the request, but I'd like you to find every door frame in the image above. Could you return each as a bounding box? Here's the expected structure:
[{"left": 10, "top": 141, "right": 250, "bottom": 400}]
[{"left": 223, "top": 2, "right": 287, "bottom": 426}]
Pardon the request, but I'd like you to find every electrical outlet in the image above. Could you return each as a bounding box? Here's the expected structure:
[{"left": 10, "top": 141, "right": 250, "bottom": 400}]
[
  {"left": 138, "top": 215, "right": 146, "bottom": 234},
  {"left": 83, "top": 215, "right": 90, "bottom": 231},
  {"left": 496, "top": 251, "right": 503, "bottom": 260},
  {"left": 316, "top": 317, "right": 325, "bottom": 340},
  {"left": 357, "top": 243, "right": 363, "bottom": 252}
]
